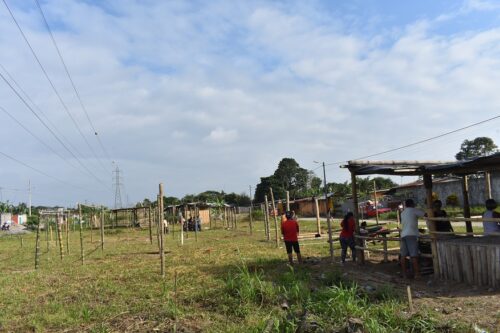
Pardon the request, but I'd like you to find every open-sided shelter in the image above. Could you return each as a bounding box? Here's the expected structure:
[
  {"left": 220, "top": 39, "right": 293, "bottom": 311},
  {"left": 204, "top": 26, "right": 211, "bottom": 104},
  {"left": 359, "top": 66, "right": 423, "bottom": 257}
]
[{"left": 343, "top": 152, "right": 500, "bottom": 288}]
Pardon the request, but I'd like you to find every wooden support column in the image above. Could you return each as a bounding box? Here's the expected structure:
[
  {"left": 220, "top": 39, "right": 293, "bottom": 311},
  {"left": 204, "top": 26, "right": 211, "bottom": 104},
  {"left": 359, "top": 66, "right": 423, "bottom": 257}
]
[
  {"left": 373, "top": 180, "right": 379, "bottom": 225},
  {"left": 286, "top": 191, "right": 290, "bottom": 211},
  {"left": 350, "top": 172, "right": 364, "bottom": 264},
  {"left": 100, "top": 207, "right": 105, "bottom": 252},
  {"left": 424, "top": 174, "right": 439, "bottom": 276},
  {"left": 314, "top": 197, "right": 321, "bottom": 235},
  {"left": 269, "top": 188, "right": 279, "bottom": 248},
  {"left": 461, "top": 175, "right": 473, "bottom": 233},
  {"left": 148, "top": 207, "right": 153, "bottom": 244},
  {"left": 485, "top": 172, "right": 492, "bottom": 199}
]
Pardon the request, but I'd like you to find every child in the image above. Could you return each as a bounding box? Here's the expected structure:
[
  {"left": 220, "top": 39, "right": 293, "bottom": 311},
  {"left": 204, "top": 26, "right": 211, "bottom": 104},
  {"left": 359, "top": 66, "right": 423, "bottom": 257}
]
[
  {"left": 339, "top": 212, "right": 356, "bottom": 263},
  {"left": 281, "top": 211, "right": 302, "bottom": 265}
]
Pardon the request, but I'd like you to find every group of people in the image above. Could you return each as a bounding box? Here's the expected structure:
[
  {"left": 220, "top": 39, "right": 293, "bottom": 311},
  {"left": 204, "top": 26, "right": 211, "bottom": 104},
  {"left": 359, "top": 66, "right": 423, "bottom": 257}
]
[{"left": 280, "top": 199, "right": 500, "bottom": 276}]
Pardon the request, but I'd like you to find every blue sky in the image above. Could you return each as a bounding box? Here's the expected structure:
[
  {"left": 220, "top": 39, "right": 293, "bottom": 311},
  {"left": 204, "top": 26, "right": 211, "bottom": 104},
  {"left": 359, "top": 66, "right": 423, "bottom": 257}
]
[{"left": 0, "top": 0, "right": 499, "bottom": 206}]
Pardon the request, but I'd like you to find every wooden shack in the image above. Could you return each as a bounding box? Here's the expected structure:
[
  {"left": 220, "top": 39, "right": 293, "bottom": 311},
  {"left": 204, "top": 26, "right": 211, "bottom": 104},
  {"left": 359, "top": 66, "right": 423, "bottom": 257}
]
[{"left": 344, "top": 153, "right": 500, "bottom": 288}]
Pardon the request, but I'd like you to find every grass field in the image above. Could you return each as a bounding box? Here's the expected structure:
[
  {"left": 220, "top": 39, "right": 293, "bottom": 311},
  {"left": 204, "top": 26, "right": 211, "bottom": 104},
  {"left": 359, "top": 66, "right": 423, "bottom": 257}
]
[{"left": 0, "top": 219, "right": 470, "bottom": 332}]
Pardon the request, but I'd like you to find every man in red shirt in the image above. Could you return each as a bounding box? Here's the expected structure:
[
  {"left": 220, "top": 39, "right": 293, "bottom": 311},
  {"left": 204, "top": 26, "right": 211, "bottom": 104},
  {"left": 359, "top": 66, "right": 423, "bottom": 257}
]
[{"left": 281, "top": 211, "right": 302, "bottom": 265}]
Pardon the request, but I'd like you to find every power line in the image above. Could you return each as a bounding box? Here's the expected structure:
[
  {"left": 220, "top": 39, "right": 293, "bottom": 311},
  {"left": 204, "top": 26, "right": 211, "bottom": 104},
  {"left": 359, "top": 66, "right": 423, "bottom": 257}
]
[
  {"left": 0, "top": 71, "right": 110, "bottom": 190},
  {"left": 2, "top": 0, "right": 109, "bottom": 174},
  {"left": 33, "top": 0, "right": 113, "bottom": 165},
  {"left": 0, "top": 63, "right": 85, "bottom": 162},
  {"left": 322, "top": 114, "right": 500, "bottom": 167},
  {"left": 0, "top": 150, "right": 88, "bottom": 191}
]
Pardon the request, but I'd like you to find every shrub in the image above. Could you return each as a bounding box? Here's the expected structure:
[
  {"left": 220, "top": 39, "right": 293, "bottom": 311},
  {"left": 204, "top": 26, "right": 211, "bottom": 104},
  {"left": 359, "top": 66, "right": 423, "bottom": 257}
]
[{"left": 446, "top": 194, "right": 459, "bottom": 207}]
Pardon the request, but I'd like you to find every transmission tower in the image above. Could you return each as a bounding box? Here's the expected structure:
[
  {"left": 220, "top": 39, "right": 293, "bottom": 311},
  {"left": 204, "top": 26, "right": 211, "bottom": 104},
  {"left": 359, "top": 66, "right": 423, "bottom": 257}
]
[{"left": 112, "top": 166, "right": 123, "bottom": 209}]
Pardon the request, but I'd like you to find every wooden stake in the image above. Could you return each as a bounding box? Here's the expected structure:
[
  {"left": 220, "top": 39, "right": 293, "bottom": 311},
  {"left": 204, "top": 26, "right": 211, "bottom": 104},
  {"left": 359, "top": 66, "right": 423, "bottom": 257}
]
[
  {"left": 56, "top": 212, "right": 64, "bottom": 260},
  {"left": 269, "top": 188, "right": 279, "bottom": 248},
  {"left": 351, "top": 172, "right": 364, "bottom": 264},
  {"left": 406, "top": 285, "right": 414, "bottom": 313},
  {"left": 35, "top": 216, "right": 41, "bottom": 269},
  {"left": 100, "top": 207, "right": 105, "bottom": 252},
  {"left": 65, "top": 212, "right": 70, "bottom": 254},
  {"left": 148, "top": 206, "right": 153, "bottom": 244},
  {"left": 314, "top": 197, "right": 321, "bottom": 235},
  {"left": 264, "top": 195, "right": 270, "bottom": 241},
  {"left": 194, "top": 204, "right": 198, "bottom": 242},
  {"left": 462, "top": 175, "right": 473, "bottom": 233},
  {"left": 89, "top": 213, "right": 94, "bottom": 244},
  {"left": 249, "top": 186, "right": 253, "bottom": 235},
  {"left": 159, "top": 184, "right": 165, "bottom": 277},
  {"left": 286, "top": 191, "right": 290, "bottom": 211},
  {"left": 373, "top": 180, "right": 379, "bottom": 225},
  {"left": 485, "top": 172, "right": 492, "bottom": 199},
  {"left": 78, "top": 204, "right": 84, "bottom": 265}
]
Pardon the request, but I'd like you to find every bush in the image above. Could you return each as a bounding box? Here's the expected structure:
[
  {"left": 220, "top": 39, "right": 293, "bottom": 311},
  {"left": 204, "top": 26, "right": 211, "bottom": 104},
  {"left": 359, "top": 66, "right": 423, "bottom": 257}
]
[
  {"left": 446, "top": 194, "right": 459, "bottom": 207},
  {"left": 25, "top": 215, "right": 39, "bottom": 230}
]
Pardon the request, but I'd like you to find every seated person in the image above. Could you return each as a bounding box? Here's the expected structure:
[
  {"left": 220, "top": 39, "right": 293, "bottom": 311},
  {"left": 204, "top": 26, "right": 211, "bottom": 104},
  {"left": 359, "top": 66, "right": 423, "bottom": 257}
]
[
  {"left": 432, "top": 200, "right": 453, "bottom": 233},
  {"left": 483, "top": 199, "right": 500, "bottom": 235}
]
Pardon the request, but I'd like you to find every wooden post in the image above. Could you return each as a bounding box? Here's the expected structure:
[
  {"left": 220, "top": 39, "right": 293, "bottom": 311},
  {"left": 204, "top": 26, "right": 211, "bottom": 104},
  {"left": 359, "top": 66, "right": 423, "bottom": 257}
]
[
  {"left": 194, "top": 204, "right": 198, "bottom": 242},
  {"left": 264, "top": 195, "right": 271, "bottom": 241},
  {"left": 100, "top": 208, "right": 105, "bottom": 252},
  {"left": 209, "top": 207, "right": 212, "bottom": 229},
  {"left": 351, "top": 172, "right": 364, "bottom": 263},
  {"left": 485, "top": 172, "right": 492, "bottom": 199},
  {"left": 89, "top": 213, "right": 94, "bottom": 244},
  {"left": 233, "top": 207, "right": 237, "bottom": 230},
  {"left": 461, "top": 175, "right": 473, "bottom": 233},
  {"left": 424, "top": 174, "right": 439, "bottom": 276},
  {"left": 56, "top": 212, "right": 64, "bottom": 260},
  {"left": 159, "top": 183, "right": 165, "bottom": 278},
  {"left": 35, "top": 215, "right": 41, "bottom": 269},
  {"left": 249, "top": 186, "right": 253, "bottom": 235},
  {"left": 45, "top": 216, "right": 49, "bottom": 252},
  {"left": 78, "top": 204, "right": 84, "bottom": 265},
  {"left": 148, "top": 206, "right": 153, "bottom": 244},
  {"left": 286, "top": 191, "right": 290, "bottom": 211},
  {"left": 65, "top": 212, "right": 70, "bottom": 254},
  {"left": 373, "top": 180, "right": 379, "bottom": 225},
  {"left": 269, "top": 188, "right": 279, "bottom": 248},
  {"left": 180, "top": 207, "right": 184, "bottom": 246},
  {"left": 314, "top": 197, "right": 321, "bottom": 235}
]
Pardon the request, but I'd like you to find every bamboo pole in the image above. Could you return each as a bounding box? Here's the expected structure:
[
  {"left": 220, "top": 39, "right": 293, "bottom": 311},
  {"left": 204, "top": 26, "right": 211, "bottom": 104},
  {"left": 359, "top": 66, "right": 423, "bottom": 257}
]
[
  {"left": 159, "top": 184, "right": 165, "bottom": 277},
  {"left": 78, "top": 204, "right": 84, "bottom": 265},
  {"left": 269, "top": 188, "right": 279, "bottom": 248},
  {"left": 45, "top": 216, "right": 49, "bottom": 252},
  {"left": 56, "top": 212, "right": 64, "bottom": 260},
  {"left": 424, "top": 174, "right": 439, "bottom": 276},
  {"left": 314, "top": 197, "right": 321, "bottom": 235},
  {"left": 100, "top": 207, "right": 105, "bottom": 252},
  {"left": 180, "top": 208, "right": 184, "bottom": 245},
  {"left": 249, "top": 192, "right": 253, "bottom": 235},
  {"left": 264, "top": 195, "right": 270, "bottom": 241},
  {"left": 89, "top": 213, "right": 94, "bottom": 244},
  {"left": 233, "top": 207, "right": 237, "bottom": 230},
  {"left": 35, "top": 216, "right": 41, "bottom": 269}
]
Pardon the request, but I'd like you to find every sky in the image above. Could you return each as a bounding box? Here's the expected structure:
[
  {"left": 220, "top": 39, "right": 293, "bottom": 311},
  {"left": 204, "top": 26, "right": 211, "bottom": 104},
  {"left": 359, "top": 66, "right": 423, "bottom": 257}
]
[{"left": 0, "top": 0, "right": 499, "bottom": 207}]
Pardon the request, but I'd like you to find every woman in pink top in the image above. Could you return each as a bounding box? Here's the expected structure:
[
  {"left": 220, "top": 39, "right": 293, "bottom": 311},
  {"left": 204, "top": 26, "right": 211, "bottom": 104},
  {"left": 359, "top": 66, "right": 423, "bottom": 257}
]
[{"left": 339, "top": 212, "right": 356, "bottom": 263}]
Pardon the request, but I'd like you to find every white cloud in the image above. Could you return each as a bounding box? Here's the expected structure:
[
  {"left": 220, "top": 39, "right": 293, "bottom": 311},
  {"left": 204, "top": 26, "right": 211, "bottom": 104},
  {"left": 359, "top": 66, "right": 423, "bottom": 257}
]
[{"left": 0, "top": 0, "right": 499, "bottom": 205}]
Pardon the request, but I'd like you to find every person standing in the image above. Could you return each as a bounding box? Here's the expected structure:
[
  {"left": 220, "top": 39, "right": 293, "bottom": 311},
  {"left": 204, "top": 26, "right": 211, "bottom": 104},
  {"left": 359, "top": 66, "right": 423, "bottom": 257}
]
[
  {"left": 399, "top": 199, "right": 425, "bottom": 279},
  {"left": 281, "top": 211, "right": 302, "bottom": 265},
  {"left": 339, "top": 212, "right": 356, "bottom": 263},
  {"left": 483, "top": 199, "right": 500, "bottom": 235}
]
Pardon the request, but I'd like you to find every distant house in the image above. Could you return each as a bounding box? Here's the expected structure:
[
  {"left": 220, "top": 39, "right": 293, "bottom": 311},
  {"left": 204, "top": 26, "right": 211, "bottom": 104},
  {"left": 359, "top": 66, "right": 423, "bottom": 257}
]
[
  {"left": 0, "top": 213, "right": 27, "bottom": 224},
  {"left": 388, "top": 172, "right": 499, "bottom": 207}
]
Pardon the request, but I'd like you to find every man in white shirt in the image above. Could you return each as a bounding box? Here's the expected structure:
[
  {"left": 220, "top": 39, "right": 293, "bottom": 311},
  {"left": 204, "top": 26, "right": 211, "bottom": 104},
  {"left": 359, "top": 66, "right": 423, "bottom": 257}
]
[{"left": 400, "top": 199, "right": 425, "bottom": 279}]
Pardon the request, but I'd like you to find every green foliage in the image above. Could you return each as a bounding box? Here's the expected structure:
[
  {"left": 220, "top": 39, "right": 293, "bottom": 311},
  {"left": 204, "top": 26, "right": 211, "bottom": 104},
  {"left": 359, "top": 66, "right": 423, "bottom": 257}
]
[
  {"left": 455, "top": 137, "right": 498, "bottom": 160},
  {"left": 25, "top": 215, "right": 39, "bottom": 230},
  {"left": 446, "top": 194, "right": 459, "bottom": 207}
]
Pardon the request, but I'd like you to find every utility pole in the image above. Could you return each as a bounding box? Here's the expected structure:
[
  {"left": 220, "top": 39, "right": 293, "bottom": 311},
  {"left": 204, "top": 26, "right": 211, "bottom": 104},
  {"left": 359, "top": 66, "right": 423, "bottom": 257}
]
[
  {"left": 315, "top": 161, "right": 334, "bottom": 262},
  {"left": 113, "top": 166, "right": 123, "bottom": 209}
]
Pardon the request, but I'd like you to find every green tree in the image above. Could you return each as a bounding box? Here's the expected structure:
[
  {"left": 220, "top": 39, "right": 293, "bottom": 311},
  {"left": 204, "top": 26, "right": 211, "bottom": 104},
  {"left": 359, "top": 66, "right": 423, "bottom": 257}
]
[{"left": 455, "top": 137, "right": 498, "bottom": 160}]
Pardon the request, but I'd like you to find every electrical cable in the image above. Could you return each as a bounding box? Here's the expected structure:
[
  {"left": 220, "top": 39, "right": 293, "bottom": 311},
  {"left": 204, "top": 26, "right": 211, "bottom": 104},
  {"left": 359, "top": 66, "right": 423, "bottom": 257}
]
[
  {"left": 2, "top": 0, "right": 109, "bottom": 174},
  {"left": 0, "top": 71, "right": 111, "bottom": 190},
  {"left": 322, "top": 114, "right": 500, "bottom": 167},
  {"left": 33, "top": 0, "right": 113, "bottom": 165}
]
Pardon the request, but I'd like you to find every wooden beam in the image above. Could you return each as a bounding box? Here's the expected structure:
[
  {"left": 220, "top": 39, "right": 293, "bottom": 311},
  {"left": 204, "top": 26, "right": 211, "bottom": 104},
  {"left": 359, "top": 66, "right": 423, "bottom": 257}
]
[{"left": 423, "top": 174, "right": 439, "bottom": 276}]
